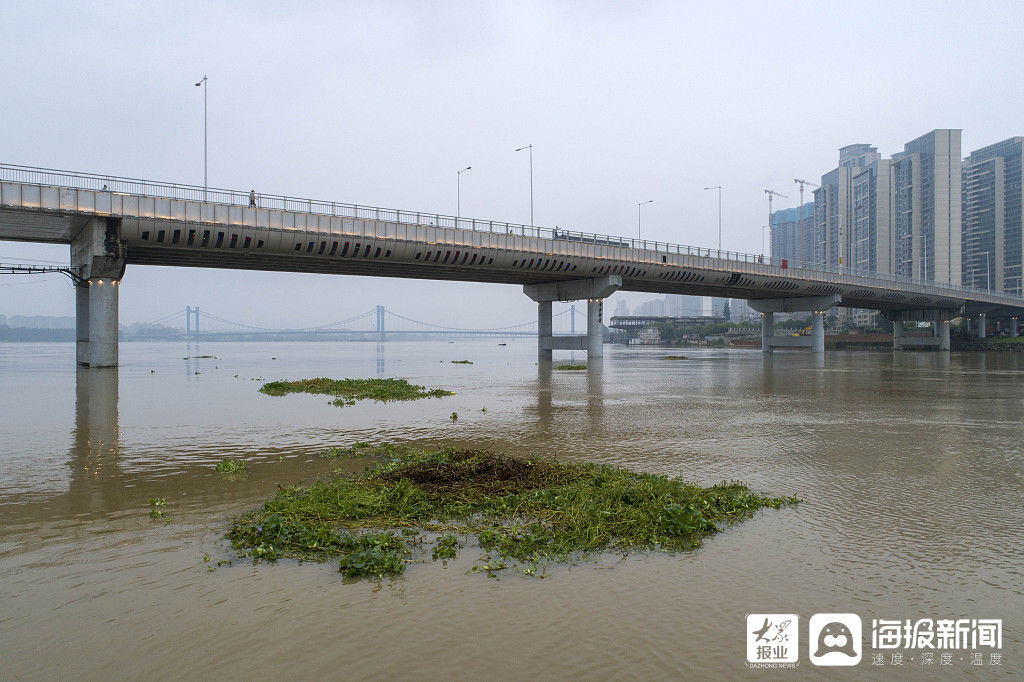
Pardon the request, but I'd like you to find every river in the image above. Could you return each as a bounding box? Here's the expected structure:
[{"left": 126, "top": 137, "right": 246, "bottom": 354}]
[{"left": 1, "top": 340, "right": 1021, "bottom": 679}]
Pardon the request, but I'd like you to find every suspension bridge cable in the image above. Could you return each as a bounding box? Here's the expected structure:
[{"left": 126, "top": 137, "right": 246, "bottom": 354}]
[
  {"left": 385, "top": 310, "right": 539, "bottom": 331},
  {"left": 196, "top": 308, "right": 378, "bottom": 333}
]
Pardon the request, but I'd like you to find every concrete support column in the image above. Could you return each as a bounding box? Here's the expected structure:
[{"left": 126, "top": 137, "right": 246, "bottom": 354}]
[
  {"left": 537, "top": 300, "right": 552, "bottom": 362},
  {"left": 76, "top": 284, "right": 90, "bottom": 365},
  {"left": 87, "top": 279, "right": 119, "bottom": 368},
  {"left": 587, "top": 298, "right": 603, "bottom": 358},
  {"left": 524, "top": 276, "right": 620, "bottom": 361},
  {"left": 1011, "top": 317, "right": 1018, "bottom": 338},
  {"left": 71, "top": 216, "right": 124, "bottom": 367},
  {"left": 761, "top": 312, "right": 774, "bottom": 354},
  {"left": 937, "top": 320, "right": 950, "bottom": 351},
  {"left": 978, "top": 314, "right": 987, "bottom": 339},
  {"left": 893, "top": 321, "right": 904, "bottom": 350},
  {"left": 811, "top": 311, "right": 825, "bottom": 354}
]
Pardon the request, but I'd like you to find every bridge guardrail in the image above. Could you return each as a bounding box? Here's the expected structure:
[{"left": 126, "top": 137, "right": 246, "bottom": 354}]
[{"left": 2, "top": 162, "right": 1020, "bottom": 307}]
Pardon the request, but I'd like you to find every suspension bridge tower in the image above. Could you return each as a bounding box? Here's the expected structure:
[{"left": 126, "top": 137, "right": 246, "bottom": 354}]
[
  {"left": 376, "top": 305, "right": 386, "bottom": 342},
  {"left": 185, "top": 306, "right": 200, "bottom": 341}
]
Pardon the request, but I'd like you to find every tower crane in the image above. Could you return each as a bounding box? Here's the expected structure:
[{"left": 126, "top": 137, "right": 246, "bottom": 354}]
[
  {"left": 793, "top": 178, "right": 819, "bottom": 210},
  {"left": 763, "top": 189, "right": 787, "bottom": 261}
]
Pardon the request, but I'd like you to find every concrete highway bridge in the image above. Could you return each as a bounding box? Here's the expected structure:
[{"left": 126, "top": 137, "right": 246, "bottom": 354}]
[{"left": 3, "top": 163, "right": 1023, "bottom": 366}]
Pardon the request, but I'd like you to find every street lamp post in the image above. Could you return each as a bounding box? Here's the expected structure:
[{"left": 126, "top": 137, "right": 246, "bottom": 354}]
[
  {"left": 637, "top": 200, "right": 653, "bottom": 241},
  {"left": 514, "top": 144, "right": 533, "bottom": 226},
  {"left": 703, "top": 186, "right": 723, "bottom": 251},
  {"left": 456, "top": 166, "right": 472, "bottom": 221},
  {"left": 194, "top": 75, "right": 208, "bottom": 201}
]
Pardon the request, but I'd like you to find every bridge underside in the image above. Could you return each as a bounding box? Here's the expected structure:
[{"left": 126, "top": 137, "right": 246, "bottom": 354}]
[{"left": 124, "top": 245, "right": 951, "bottom": 312}]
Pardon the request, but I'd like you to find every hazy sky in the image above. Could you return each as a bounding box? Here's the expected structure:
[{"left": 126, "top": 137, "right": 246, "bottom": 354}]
[{"left": 2, "top": 1, "right": 1023, "bottom": 328}]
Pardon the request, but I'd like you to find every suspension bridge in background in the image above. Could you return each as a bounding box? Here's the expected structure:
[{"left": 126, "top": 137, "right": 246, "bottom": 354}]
[{"left": 137, "top": 304, "right": 589, "bottom": 341}]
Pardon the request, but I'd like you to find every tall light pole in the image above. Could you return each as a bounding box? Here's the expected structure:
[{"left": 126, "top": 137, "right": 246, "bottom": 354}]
[
  {"left": 456, "top": 166, "right": 471, "bottom": 220},
  {"left": 637, "top": 200, "right": 653, "bottom": 241},
  {"left": 514, "top": 144, "right": 533, "bottom": 226},
  {"left": 703, "top": 186, "right": 723, "bottom": 251},
  {"left": 194, "top": 75, "right": 208, "bottom": 201}
]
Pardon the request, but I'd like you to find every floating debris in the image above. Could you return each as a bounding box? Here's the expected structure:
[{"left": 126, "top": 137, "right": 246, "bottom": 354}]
[
  {"left": 556, "top": 363, "right": 587, "bottom": 370},
  {"left": 259, "top": 378, "right": 454, "bottom": 408},
  {"left": 215, "top": 459, "right": 247, "bottom": 475},
  {"left": 228, "top": 445, "right": 798, "bottom": 579}
]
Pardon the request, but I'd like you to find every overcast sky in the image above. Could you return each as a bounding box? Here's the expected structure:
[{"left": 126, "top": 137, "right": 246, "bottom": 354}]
[{"left": 2, "top": 1, "right": 1023, "bottom": 328}]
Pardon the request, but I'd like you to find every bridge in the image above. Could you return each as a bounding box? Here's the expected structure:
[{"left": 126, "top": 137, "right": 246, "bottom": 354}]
[
  {"left": 2, "top": 162, "right": 1023, "bottom": 365},
  {"left": 143, "top": 304, "right": 586, "bottom": 341}
]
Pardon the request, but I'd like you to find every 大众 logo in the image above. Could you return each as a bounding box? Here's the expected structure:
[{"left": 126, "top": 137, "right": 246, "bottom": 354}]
[{"left": 746, "top": 614, "right": 799, "bottom": 665}]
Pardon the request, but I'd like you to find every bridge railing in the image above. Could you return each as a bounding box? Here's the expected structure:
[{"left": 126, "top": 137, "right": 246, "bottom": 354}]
[{"left": 1, "top": 162, "right": 1019, "bottom": 305}]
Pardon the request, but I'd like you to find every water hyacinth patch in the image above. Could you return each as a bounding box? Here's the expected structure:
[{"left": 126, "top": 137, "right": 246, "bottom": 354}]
[
  {"left": 228, "top": 445, "right": 798, "bottom": 579},
  {"left": 259, "top": 378, "right": 454, "bottom": 407},
  {"left": 215, "top": 458, "right": 247, "bottom": 475}
]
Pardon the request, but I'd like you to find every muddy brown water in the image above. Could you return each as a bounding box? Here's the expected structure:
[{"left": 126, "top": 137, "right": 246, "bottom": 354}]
[{"left": 1, "top": 341, "right": 1021, "bottom": 679}]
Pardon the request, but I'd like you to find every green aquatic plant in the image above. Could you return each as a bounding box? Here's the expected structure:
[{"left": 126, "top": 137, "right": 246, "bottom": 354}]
[
  {"left": 149, "top": 497, "right": 166, "bottom": 519},
  {"left": 259, "top": 377, "right": 454, "bottom": 407},
  {"left": 555, "top": 363, "right": 587, "bottom": 370},
  {"left": 450, "top": 412, "right": 458, "bottom": 421},
  {"left": 215, "top": 458, "right": 247, "bottom": 475},
  {"left": 322, "top": 442, "right": 394, "bottom": 459},
  {"left": 228, "top": 446, "right": 798, "bottom": 579},
  {"left": 450, "top": 360, "right": 474, "bottom": 364},
  {"left": 337, "top": 533, "right": 410, "bottom": 577},
  {"left": 432, "top": 533, "right": 461, "bottom": 561},
  {"left": 662, "top": 355, "right": 689, "bottom": 360}
]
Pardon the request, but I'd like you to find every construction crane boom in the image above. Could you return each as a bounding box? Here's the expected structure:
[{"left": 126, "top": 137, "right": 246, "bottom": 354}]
[{"left": 763, "top": 189, "right": 788, "bottom": 260}]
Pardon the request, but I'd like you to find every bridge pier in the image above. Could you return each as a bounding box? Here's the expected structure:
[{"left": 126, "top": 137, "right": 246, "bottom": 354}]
[
  {"left": 884, "top": 308, "right": 955, "bottom": 351},
  {"left": 1011, "top": 317, "right": 1018, "bottom": 338},
  {"left": 525, "top": 276, "right": 621, "bottom": 362},
  {"left": 748, "top": 294, "right": 840, "bottom": 355},
  {"left": 71, "top": 218, "right": 125, "bottom": 367},
  {"left": 978, "top": 314, "right": 987, "bottom": 339}
]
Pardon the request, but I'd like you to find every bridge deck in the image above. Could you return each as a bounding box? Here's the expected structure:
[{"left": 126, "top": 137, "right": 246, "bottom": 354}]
[{"left": 2, "top": 163, "right": 1023, "bottom": 316}]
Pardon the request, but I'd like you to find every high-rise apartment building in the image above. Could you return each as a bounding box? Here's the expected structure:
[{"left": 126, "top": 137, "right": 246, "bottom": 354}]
[
  {"left": 962, "top": 137, "right": 1024, "bottom": 295},
  {"left": 812, "top": 144, "right": 891, "bottom": 274},
  {"left": 891, "top": 129, "right": 962, "bottom": 284},
  {"left": 809, "top": 131, "right": 961, "bottom": 286},
  {"left": 769, "top": 203, "right": 814, "bottom": 264}
]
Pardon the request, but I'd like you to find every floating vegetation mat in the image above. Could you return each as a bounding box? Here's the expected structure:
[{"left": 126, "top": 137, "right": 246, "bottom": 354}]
[
  {"left": 215, "top": 458, "right": 247, "bottom": 474},
  {"left": 555, "top": 363, "right": 587, "bottom": 370},
  {"left": 662, "top": 355, "right": 689, "bottom": 360},
  {"left": 259, "top": 378, "right": 454, "bottom": 407},
  {"left": 450, "top": 360, "right": 474, "bottom": 364},
  {"left": 228, "top": 444, "right": 798, "bottom": 578}
]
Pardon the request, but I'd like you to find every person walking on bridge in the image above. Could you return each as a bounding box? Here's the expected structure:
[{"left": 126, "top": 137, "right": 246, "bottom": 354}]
[{"left": 249, "top": 189, "right": 257, "bottom": 207}]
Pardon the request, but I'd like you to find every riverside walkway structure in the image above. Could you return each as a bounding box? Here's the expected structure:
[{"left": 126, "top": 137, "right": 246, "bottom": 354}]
[{"left": 2, "top": 163, "right": 1023, "bottom": 366}]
